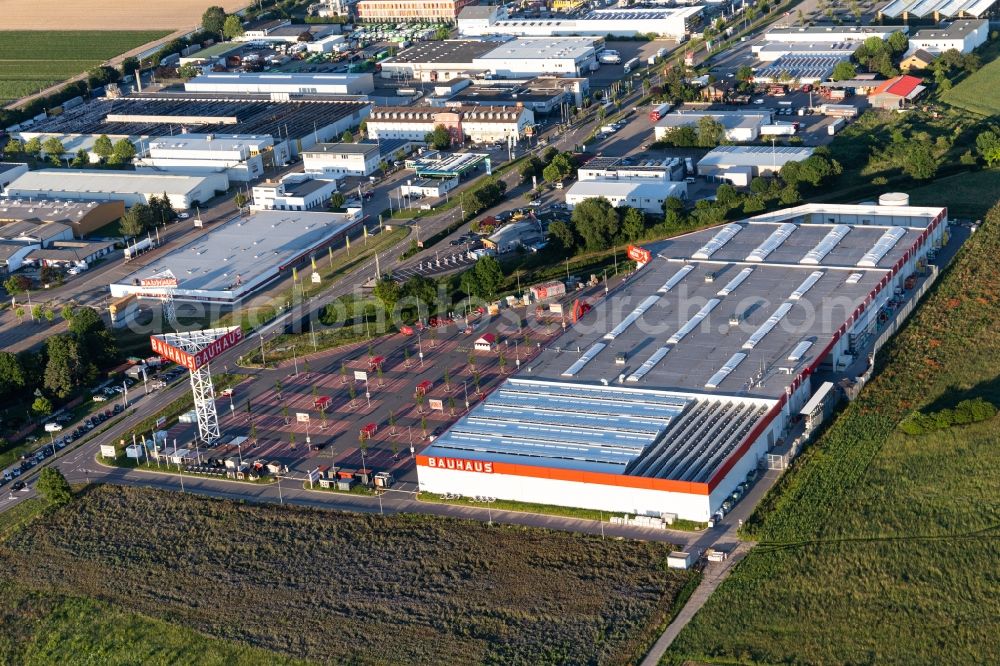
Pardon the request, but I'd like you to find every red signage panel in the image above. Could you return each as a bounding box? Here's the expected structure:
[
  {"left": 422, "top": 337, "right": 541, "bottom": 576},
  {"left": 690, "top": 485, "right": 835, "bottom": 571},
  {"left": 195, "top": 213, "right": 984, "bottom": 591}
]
[
  {"left": 627, "top": 245, "right": 652, "bottom": 264},
  {"left": 139, "top": 277, "right": 179, "bottom": 288},
  {"left": 192, "top": 328, "right": 244, "bottom": 369},
  {"left": 150, "top": 336, "right": 196, "bottom": 370},
  {"left": 426, "top": 456, "right": 494, "bottom": 474}
]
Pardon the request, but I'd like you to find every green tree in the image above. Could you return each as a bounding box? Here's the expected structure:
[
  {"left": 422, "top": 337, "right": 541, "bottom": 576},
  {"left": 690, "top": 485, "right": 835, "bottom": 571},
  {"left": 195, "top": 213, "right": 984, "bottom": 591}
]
[
  {"left": 94, "top": 134, "right": 114, "bottom": 161},
  {"left": 547, "top": 219, "right": 576, "bottom": 253},
  {"left": 70, "top": 148, "right": 89, "bottom": 167},
  {"left": 887, "top": 31, "right": 909, "bottom": 55},
  {"left": 120, "top": 203, "right": 151, "bottom": 237},
  {"left": 233, "top": 191, "right": 248, "bottom": 210},
  {"left": 4, "top": 138, "right": 23, "bottom": 155},
  {"left": 832, "top": 61, "right": 857, "bottom": 81},
  {"left": 519, "top": 156, "right": 543, "bottom": 184},
  {"left": 44, "top": 335, "right": 88, "bottom": 398},
  {"left": 178, "top": 63, "right": 200, "bottom": 80},
  {"left": 36, "top": 467, "right": 72, "bottom": 507},
  {"left": 904, "top": 143, "right": 938, "bottom": 180},
  {"left": 433, "top": 25, "right": 451, "bottom": 40},
  {"left": 472, "top": 255, "right": 504, "bottom": 301},
  {"left": 0, "top": 351, "right": 25, "bottom": 401},
  {"left": 975, "top": 129, "right": 1000, "bottom": 166},
  {"left": 373, "top": 275, "right": 401, "bottom": 313},
  {"left": 41, "top": 137, "right": 65, "bottom": 164},
  {"left": 572, "top": 197, "right": 619, "bottom": 251},
  {"left": 4, "top": 274, "right": 31, "bottom": 295},
  {"left": 330, "top": 192, "right": 346, "bottom": 210},
  {"left": 401, "top": 274, "right": 437, "bottom": 310},
  {"left": 736, "top": 65, "right": 754, "bottom": 82},
  {"left": 621, "top": 206, "right": 646, "bottom": 242},
  {"left": 696, "top": 116, "right": 725, "bottom": 147},
  {"left": 68, "top": 305, "right": 117, "bottom": 366},
  {"left": 120, "top": 56, "right": 139, "bottom": 77},
  {"left": 425, "top": 124, "right": 452, "bottom": 150},
  {"left": 223, "top": 15, "right": 244, "bottom": 40},
  {"left": 202, "top": 5, "right": 227, "bottom": 35},
  {"left": 32, "top": 396, "right": 53, "bottom": 416},
  {"left": 341, "top": 129, "right": 355, "bottom": 143},
  {"left": 24, "top": 136, "right": 42, "bottom": 157},
  {"left": 109, "top": 138, "right": 136, "bottom": 165}
]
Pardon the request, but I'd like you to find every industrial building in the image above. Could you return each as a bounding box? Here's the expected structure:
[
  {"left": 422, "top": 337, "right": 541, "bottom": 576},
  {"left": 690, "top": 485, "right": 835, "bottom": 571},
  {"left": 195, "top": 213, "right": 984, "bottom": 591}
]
[
  {"left": 654, "top": 110, "right": 773, "bottom": 143},
  {"left": 763, "top": 25, "right": 904, "bottom": 42},
  {"left": 109, "top": 208, "right": 364, "bottom": 304},
  {"left": 3, "top": 170, "right": 227, "bottom": 210},
  {"left": 0, "top": 163, "right": 29, "bottom": 194},
  {"left": 869, "top": 75, "right": 927, "bottom": 110},
  {"left": 356, "top": 0, "right": 474, "bottom": 22},
  {"left": 184, "top": 72, "right": 375, "bottom": 96},
  {"left": 878, "top": 0, "right": 998, "bottom": 20},
  {"left": 0, "top": 220, "right": 73, "bottom": 247},
  {"left": 752, "top": 41, "right": 859, "bottom": 63},
  {"left": 418, "top": 200, "right": 950, "bottom": 521},
  {"left": 0, "top": 199, "right": 123, "bottom": 237},
  {"left": 379, "top": 38, "right": 599, "bottom": 81},
  {"left": 28, "top": 240, "right": 117, "bottom": 268},
  {"left": 753, "top": 55, "right": 849, "bottom": 84},
  {"left": 908, "top": 19, "right": 989, "bottom": 54},
  {"left": 18, "top": 93, "right": 370, "bottom": 158},
  {"left": 698, "top": 145, "right": 816, "bottom": 183},
  {"left": 134, "top": 134, "right": 290, "bottom": 182},
  {"left": 366, "top": 105, "right": 533, "bottom": 144},
  {"left": 578, "top": 156, "right": 686, "bottom": 183},
  {"left": 565, "top": 180, "right": 688, "bottom": 213},
  {"left": 430, "top": 77, "right": 587, "bottom": 114},
  {"left": 458, "top": 6, "right": 703, "bottom": 38},
  {"left": 250, "top": 173, "right": 339, "bottom": 211},
  {"left": 237, "top": 19, "right": 342, "bottom": 44},
  {"left": 303, "top": 142, "right": 382, "bottom": 177}
]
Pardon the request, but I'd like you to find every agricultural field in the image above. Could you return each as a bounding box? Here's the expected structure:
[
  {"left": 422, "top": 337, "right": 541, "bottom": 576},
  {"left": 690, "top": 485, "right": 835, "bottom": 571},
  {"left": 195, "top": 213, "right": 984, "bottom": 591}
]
[
  {"left": 0, "top": 31, "right": 170, "bottom": 103},
  {"left": 0, "top": 0, "right": 245, "bottom": 30},
  {"left": 0, "top": 485, "right": 695, "bottom": 665},
  {"left": 943, "top": 50, "right": 1000, "bottom": 115},
  {"left": 666, "top": 203, "right": 1000, "bottom": 664},
  {"left": 907, "top": 168, "right": 1000, "bottom": 219}
]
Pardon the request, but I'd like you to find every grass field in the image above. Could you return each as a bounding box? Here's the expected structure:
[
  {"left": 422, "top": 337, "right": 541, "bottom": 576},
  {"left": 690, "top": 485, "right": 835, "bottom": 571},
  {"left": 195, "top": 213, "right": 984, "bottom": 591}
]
[
  {"left": 0, "top": 1, "right": 245, "bottom": 30},
  {"left": 0, "top": 484, "right": 694, "bottom": 665},
  {"left": 907, "top": 167, "right": 1000, "bottom": 219},
  {"left": 665, "top": 203, "right": 1000, "bottom": 664},
  {"left": 0, "top": 31, "right": 170, "bottom": 102},
  {"left": 942, "top": 43, "right": 1000, "bottom": 115}
]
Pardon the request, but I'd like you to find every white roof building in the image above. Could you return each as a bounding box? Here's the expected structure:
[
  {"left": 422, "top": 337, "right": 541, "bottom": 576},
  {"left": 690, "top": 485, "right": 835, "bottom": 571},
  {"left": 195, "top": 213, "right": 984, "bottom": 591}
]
[
  {"left": 879, "top": 0, "right": 996, "bottom": 19},
  {"left": 460, "top": 7, "right": 703, "bottom": 39},
  {"left": 763, "top": 25, "right": 903, "bottom": 42},
  {"left": 303, "top": 142, "right": 382, "bottom": 178},
  {"left": 908, "top": 19, "right": 988, "bottom": 54},
  {"left": 4, "top": 170, "right": 227, "bottom": 210},
  {"left": 251, "top": 173, "right": 339, "bottom": 212},
  {"left": 698, "top": 145, "right": 816, "bottom": 182},
  {"left": 134, "top": 134, "right": 291, "bottom": 182},
  {"left": 654, "top": 110, "right": 773, "bottom": 143},
  {"left": 565, "top": 180, "right": 688, "bottom": 214},
  {"left": 184, "top": 72, "right": 374, "bottom": 96},
  {"left": 109, "top": 208, "right": 364, "bottom": 304}
]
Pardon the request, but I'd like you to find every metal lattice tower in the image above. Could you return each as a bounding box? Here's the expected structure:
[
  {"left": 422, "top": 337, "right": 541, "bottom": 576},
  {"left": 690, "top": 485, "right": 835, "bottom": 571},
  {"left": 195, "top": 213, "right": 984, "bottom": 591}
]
[
  {"left": 140, "top": 269, "right": 178, "bottom": 326},
  {"left": 150, "top": 326, "right": 243, "bottom": 446}
]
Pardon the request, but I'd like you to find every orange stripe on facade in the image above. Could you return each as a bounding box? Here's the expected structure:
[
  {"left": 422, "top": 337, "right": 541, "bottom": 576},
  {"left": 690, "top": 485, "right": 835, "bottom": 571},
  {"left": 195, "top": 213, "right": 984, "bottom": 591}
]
[{"left": 416, "top": 455, "right": 710, "bottom": 495}]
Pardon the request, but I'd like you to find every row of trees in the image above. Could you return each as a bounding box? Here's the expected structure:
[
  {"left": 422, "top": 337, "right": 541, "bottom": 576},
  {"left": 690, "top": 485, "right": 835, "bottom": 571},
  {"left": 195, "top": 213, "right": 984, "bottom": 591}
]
[
  {"left": 202, "top": 6, "right": 246, "bottom": 41},
  {"left": 373, "top": 274, "right": 441, "bottom": 316},
  {"left": 0, "top": 306, "right": 119, "bottom": 424},
  {"left": 655, "top": 116, "right": 727, "bottom": 148},
  {"left": 520, "top": 148, "right": 578, "bottom": 187},
  {"left": 459, "top": 176, "right": 507, "bottom": 218},
  {"left": 833, "top": 33, "right": 909, "bottom": 80},
  {"left": 2, "top": 133, "right": 135, "bottom": 167},
  {"left": 120, "top": 195, "right": 178, "bottom": 237}
]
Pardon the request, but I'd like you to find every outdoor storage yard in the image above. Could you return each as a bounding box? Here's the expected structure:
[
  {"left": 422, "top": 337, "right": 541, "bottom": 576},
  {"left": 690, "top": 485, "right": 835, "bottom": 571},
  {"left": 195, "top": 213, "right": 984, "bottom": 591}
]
[{"left": 0, "top": 485, "right": 695, "bottom": 665}]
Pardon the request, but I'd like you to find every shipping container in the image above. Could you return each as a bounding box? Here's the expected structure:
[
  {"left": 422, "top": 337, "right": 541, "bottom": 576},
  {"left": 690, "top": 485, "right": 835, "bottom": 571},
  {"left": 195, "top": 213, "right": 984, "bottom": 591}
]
[{"left": 529, "top": 281, "right": 566, "bottom": 301}]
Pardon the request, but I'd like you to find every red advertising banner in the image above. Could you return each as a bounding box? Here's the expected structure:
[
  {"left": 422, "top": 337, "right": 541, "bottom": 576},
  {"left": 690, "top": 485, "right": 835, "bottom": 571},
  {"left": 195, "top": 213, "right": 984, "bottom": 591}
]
[
  {"left": 139, "top": 277, "right": 179, "bottom": 288},
  {"left": 149, "top": 336, "right": 196, "bottom": 370},
  {"left": 627, "top": 245, "right": 652, "bottom": 264},
  {"left": 192, "top": 328, "right": 244, "bottom": 369}
]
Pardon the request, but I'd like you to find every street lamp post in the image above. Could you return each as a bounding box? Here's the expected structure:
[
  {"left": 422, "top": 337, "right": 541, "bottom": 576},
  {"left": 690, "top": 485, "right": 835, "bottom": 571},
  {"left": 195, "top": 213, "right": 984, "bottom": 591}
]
[{"left": 259, "top": 333, "right": 267, "bottom": 366}]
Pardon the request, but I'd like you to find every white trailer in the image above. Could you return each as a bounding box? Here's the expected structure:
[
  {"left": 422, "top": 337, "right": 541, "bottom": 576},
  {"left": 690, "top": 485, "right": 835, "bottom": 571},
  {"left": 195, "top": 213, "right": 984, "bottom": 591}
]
[
  {"left": 828, "top": 117, "right": 846, "bottom": 136},
  {"left": 760, "top": 124, "right": 797, "bottom": 136}
]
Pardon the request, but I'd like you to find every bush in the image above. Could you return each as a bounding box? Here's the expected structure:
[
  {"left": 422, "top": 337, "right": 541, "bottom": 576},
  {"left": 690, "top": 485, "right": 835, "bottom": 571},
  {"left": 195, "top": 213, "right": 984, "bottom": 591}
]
[{"left": 898, "top": 397, "right": 997, "bottom": 435}]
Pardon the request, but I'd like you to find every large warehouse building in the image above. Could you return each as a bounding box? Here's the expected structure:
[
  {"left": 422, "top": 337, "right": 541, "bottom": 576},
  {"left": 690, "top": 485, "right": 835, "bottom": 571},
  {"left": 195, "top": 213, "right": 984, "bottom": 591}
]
[
  {"left": 4, "top": 170, "right": 226, "bottom": 209},
  {"left": 109, "top": 208, "right": 364, "bottom": 304},
  {"left": 458, "top": 7, "right": 703, "bottom": 38},
  {"left": 183, "top": 72, "right": 375, "bottom": 96},
  {"left": 418, "top": 201, "right": 950, "bottom": 521}
]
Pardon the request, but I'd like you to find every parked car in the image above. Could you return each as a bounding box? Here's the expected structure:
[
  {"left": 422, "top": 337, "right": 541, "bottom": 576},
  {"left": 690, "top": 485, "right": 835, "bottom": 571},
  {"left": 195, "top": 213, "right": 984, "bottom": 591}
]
[
  {"left": 92, "top": 394, "right": 107, "bottom": 402},
  {"left": 44, "top": 422, "right": 63, "bottom": 433}
]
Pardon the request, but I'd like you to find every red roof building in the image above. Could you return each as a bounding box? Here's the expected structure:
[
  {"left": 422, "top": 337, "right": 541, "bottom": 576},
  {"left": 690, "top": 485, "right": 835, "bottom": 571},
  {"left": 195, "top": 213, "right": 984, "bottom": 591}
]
[{"left": 869, "top": 75, "right": 926, "bottom": 109}]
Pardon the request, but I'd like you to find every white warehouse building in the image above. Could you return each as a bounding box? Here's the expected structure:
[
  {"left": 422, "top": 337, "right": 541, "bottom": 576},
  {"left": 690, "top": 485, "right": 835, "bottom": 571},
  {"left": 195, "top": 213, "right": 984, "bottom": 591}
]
[
  {"left": 3, "top": 170, "right": 227, "bottom": 210},
  {"left": 366, "top": 105, "right": 533, "bottom": 144},
  {"left": 418, "top": 201, "right": 951, "bottom": 522},
  {"left": 134, "top": 134, "right": 291, "bottom": 182},
  {"left": 251, "top": 173, "right": 339, "bottom": 211},
  {"left": 184, "top": 72, "right": 375, "bottom": 96},
  {"left": 654, "top": 110, "right": 773, "bottom": 143},
  {"left": 303, "top": 142, "right": 382, "bottom": 178},
  {"left": 908, "top": 19, "right": 989, "bottom": 55},
  {"left": 459, "top": 7, "right": 703, "bottom": 39},
  {"left": 565, "top": 180, "right": 688, "bottom": 214}
]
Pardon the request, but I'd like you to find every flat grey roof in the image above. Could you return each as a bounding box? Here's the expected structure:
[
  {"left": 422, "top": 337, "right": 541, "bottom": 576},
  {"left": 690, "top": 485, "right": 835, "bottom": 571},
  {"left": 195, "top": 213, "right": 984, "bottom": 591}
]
[
  {"left": 698, "top": 145, "right": 815, "bottom": 168},
  {"left": 388, "top": 40, "right": 498, "bottom": 64},
  {"left": 303, "top": 141, "right": 380, "bottom": 156},
  {"left": 912, "top": 18, "right": 987, "bottom": 39},
  {"left": 112, "top": 210, "right": 359, "bottom": 297},
  {"left": 6, "top": 169, "right": 213, "bottom": 195},
  {"left": 0, "top": 162, "right": 27, "bottom": 175}
]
